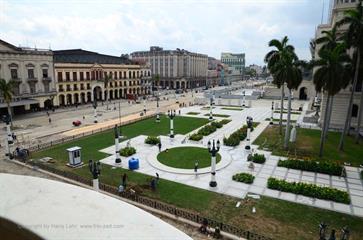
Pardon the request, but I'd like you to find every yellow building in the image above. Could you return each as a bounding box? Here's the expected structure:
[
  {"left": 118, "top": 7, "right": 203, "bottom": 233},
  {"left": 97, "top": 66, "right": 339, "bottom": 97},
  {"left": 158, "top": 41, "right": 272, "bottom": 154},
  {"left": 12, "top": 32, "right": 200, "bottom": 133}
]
[{"left": 54, "top": 49, "right": 151, "bottom": 106}]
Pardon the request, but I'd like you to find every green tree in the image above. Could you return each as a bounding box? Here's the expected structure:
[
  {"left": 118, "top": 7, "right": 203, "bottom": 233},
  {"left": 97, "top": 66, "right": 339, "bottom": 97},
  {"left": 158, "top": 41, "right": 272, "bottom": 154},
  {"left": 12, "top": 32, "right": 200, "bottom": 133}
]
[
  {"left": 313, "top": 43, "right": 352, "bottom": 157},
  {"left": 0, "top": 79, "right": 15, "bottom": 125},
  {"left": 337, "top": 0, "right": 363, "bottom": 146},
  {"left": 264, "top": 36, "right": 296, "bottom": 135}
]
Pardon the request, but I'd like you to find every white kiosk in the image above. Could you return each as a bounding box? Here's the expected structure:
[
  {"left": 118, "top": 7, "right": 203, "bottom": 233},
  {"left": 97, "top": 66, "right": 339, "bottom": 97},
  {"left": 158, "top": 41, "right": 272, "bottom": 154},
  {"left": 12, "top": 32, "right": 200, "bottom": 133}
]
[{"left": 66, "top": 146, "right": 83, "bottom": 167}]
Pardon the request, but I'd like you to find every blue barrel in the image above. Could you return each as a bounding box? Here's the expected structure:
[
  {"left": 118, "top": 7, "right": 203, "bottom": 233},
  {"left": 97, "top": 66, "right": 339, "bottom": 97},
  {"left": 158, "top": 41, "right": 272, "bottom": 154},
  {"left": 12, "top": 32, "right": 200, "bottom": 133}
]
[{"left": 128, "top": 157, "right": 139, "bottom": 170}]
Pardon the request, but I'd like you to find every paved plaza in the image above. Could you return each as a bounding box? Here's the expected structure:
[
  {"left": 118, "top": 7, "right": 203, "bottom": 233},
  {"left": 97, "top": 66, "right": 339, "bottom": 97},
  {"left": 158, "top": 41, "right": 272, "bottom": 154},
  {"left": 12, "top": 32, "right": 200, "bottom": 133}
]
[{"left": 98, "top": 103, "right": 363, "bottom": 218}]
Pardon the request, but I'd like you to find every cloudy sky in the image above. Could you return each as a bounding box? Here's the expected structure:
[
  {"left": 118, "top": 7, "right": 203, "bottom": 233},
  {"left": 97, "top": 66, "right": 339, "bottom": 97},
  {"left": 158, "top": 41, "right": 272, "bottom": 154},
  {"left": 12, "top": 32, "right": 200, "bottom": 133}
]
[{"left": 0, "top": 0, "right": 330, "bottom": 65}]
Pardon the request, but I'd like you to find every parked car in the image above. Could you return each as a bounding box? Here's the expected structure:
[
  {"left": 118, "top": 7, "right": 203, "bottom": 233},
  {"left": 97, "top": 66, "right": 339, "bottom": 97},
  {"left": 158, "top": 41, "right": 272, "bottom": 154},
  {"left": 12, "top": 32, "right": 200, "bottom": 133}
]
[{"left": 72, "top": 120, "right": 82, "bottom": 126}]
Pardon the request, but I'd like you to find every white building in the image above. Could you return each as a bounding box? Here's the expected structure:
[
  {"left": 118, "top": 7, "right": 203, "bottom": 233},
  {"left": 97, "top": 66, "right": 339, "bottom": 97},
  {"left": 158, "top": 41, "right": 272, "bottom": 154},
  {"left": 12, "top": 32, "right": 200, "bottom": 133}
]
[
  {"left": 314, "top": 0, "right": 362, "bottom": 129},
  {"left": 131, "top": 46, "right": 208, "bottom": 89},
  {"left": 0, "top": 39, "right": 56, "bottom": 115},
  {"left": 220, "top": 52, "right": 245, "bottom": 77}
]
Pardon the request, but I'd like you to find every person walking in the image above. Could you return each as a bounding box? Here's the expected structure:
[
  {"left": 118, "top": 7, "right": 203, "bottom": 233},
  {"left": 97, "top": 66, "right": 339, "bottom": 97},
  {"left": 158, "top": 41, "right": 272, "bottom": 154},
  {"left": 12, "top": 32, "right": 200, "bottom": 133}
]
[
  {"left": 48, "top": 117, "right": 51, "bottom": 124},
  {"left": 194, "top": 161, "right": 198, "bottom": 175},
  {"left": 122, "top": 173, "right": 128, "bottom": 189},
  {"left": 158, "top": 142, "right": 162, "bottom": 152}
]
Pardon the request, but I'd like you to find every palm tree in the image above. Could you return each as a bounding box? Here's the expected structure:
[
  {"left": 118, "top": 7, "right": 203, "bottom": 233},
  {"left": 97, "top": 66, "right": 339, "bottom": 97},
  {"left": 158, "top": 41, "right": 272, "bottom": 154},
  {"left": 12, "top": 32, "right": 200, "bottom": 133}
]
[
  {"left": 101, "top": 73, "right": 112, "bottom": 110},
  {"left": 264, "top": 36, "right": 296, "bottom": 135},
  {"left": 0, "top": 79, "right": 15, "bottom": 126},
  {"left": 316, "top": 27, "right": 341, "bottom": 140},
  {"left": 313, "top": 43, "right": 352, "bottom": 157},
  {"left": 337, "top": 0, "right": 363, "bottom": 145}
]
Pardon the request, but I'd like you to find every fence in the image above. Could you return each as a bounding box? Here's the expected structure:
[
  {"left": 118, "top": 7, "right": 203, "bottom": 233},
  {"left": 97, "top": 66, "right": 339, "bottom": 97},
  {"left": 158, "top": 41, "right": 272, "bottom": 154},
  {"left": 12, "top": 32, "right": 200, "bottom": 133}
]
[
  {"left": 28, "top": 160, "right": 272, "bottom": 240},
  {"left": 28, "top": 114, "right": 155, "bottom": 152}
]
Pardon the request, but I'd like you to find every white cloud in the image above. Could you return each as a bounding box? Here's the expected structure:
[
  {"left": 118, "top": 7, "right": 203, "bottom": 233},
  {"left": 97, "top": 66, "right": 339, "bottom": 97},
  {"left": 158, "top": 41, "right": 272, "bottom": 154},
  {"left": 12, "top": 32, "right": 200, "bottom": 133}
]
[{"left": 0, "top": 0, "right": 326, "bottom": 65}]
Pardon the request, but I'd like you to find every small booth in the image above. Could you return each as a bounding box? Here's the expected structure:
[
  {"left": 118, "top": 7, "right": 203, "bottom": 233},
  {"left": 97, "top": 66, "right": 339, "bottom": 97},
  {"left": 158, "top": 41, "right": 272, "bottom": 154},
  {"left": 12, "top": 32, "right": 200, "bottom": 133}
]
[
  {"left": 128, "top": 157, "right": 139, "bottom": 170},
  {"left": 66, "top": 146, "right": 83, "bottom": 168}
]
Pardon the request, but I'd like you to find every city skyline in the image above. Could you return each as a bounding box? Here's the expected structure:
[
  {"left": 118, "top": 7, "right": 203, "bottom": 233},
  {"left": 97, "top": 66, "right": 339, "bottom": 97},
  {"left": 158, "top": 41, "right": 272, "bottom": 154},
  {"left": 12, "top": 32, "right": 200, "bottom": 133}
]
[{"left": 0, "top": 0, "right": 329, "bottom": 65}]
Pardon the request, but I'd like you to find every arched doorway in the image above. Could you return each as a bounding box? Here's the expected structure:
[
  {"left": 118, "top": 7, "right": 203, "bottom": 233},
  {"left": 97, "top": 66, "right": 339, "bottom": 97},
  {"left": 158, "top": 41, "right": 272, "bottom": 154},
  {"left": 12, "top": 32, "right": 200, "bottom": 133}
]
[
  {"left": 93, "top": 86, "right": 102, "bottom": 101},
  {"left": 81, "top": 92, "right": 86, "bottom": 104},
  {"left": 299, "top": 87, "right": 307, "bottom": 100},
  {"left": 74, "top": 93, "right": 79, "bottom": 105},
  {"left": 44, "top": 99, "right": 52, "bottom": 110},
  {"left": 109, "top": 90, "right": 114, "bottom": 100},
  {"left": 59, "top": 95, "right": 65, "bottom": 106},
  {"left": 176, "top": 81, "right": 180, "bottom": 89},
  {"left": 87, "top": 92, "right": 92, "bottom": 102},
  {"left": 66, "top": 94, "right": 72, "bottom": 105}
]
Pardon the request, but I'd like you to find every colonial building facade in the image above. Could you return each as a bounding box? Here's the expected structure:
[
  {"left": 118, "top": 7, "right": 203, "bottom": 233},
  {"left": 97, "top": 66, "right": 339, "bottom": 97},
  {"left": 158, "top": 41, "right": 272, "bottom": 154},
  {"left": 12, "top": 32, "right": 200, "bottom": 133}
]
[
  {"left": 315, "top": 0, "right": 362, "bottom": 129},
  {"left": 131, "top": 46, "right": 208, "bottom": 89},
  {"left": 54, "top": 49, "right": 151, "bottom": 106},
  {"left": 220, "top": 52, "right": 245, "bottom": 76},
  {"left": 0, "top": 39, "right": 56, "bottom": 114}
]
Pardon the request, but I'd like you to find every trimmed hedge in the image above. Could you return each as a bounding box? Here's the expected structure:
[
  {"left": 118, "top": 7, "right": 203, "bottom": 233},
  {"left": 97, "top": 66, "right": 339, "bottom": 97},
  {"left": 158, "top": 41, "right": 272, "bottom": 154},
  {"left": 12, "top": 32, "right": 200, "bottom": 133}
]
[
  {"left": 120, "top": 147, "right": 136, "bottom": 157},
  {"left": 247, "top": 153, "right": 266, "bottom": 164},
  {"left": 232, "top": 173, "right": 255, "bottom": 184},
  {"left": 267, "top": 177, "right": 350, "bottom": 204},
  {"left": 223, "top": 123, "right": 259, "bottom": 147},
  {"left": 144, "top": 136, "right": 161, "bottom": 145},
  {"left": 197, "top": 124, "right": 217, "bottom": 136},
  {"left": 189, "top": 134, "right": 203, "bottom": 141},
  {"left": 219, "top": 119, "right": 232, "bottom": 125},
  {"left": 278, "top": 159, "right": 344, "bottom": 176}
]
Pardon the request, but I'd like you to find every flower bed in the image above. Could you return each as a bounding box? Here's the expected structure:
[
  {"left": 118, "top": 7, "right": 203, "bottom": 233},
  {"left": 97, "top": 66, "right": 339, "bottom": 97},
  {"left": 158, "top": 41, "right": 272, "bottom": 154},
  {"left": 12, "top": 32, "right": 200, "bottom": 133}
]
[
  {"left": 278, "top": 159, "right": 343, "bottom": 176},
  {"left": 120, "top": 147, "right": 136, "bottom": 157},
  {"left": 189, "top": 120, "right": 230, "bottom": 141},
  {"left": 232, "top": 173, "right": 255, "bottom": 184},
  {"left": 267, "top": 177, "right": 350, "bottom": 204},
  {"left": 189, "top": 134, "right": 203, "bottom": 141},
  {"left": 247, "top": 153, "right": 266, "bottom": 164}
]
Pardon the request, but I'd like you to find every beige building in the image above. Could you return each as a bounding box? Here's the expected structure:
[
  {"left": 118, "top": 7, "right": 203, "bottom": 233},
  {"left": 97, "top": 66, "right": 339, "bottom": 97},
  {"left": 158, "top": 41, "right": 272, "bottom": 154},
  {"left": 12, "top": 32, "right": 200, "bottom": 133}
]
[
  {"left": 0, "top": 39, "right": 56, "bottom": 115},
  {"left": 131, "top": 46, "right": 208, "bottom": 89},
  {"left": 53, "top": 49, "right": 151, "bottom": 106},
  {"left": 315, "top": 0, "right": 362, "bottom": 129}
]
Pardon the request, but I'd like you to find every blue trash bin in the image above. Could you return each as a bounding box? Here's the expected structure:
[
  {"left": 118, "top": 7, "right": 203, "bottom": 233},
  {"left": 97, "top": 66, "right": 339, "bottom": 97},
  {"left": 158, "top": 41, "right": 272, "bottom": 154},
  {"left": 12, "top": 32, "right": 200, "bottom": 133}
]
[{"left": 128, "top": 157, "right": 139, "bottom": 170}]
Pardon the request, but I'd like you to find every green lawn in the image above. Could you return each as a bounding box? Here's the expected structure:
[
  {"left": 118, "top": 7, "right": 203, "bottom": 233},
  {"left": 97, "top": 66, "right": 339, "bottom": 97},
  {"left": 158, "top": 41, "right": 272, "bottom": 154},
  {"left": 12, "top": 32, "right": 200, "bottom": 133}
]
[
  {"left": 221, "top": 107, "right": 243, "bottom": 111},
  {"left": 157, "top": 146, "right": 221, "bottom": 169},
  {"left": 201, "top": 107, "right": 216, "bottom": 110},
  {"left": 204, "top": 113, "right": 230, "bottom": 118},
  {"left": 32, "top": 115, "right": 209, "bottom": 169},
  {"left": 186, "top": 112, "right": 200, "bottom": 115},
  {"left": 253, "top": 125, "right": 363, "bottom": 166},
  {"left": 31, "top": 117, "right": 363, "bottom": 240}
]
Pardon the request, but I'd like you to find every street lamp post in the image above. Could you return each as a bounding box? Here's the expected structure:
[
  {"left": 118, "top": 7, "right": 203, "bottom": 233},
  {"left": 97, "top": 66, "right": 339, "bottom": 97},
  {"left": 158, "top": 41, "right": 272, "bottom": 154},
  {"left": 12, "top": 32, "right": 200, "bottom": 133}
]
[
  {"left": 242, "top": 90, "right": 246, "bottom": 107},
  {"left": 208, "top": 139, "right": 220, "bottom": 187},
  {"left": 89, "top": 160, "right": 101, "bottom": 191},
  {"left": 114, "top": 125, "right": 121, "bottom": 164},
  {"left": 270, "top": 101, "right": 274, "bottom": 125},
  {"left": 143, "top": 96, "right": 147, "bottom": 114},
  {"left": 245, "top": 116, "right": 253, "bottom": 150},
  {"left": 168, "top": 110, "right": 176, "bottom": 138},
  {"left": 156, "top": 94, "right": 160, "bottom": 123},
  {"left": 93, "top": 100, "right": 98, "bottom": 123},
  {"left": 209, "top": 94, "right": 214, "bottom": 121},
  {"left": 2, "top": 114, "right": 14, "bottom": 160}
]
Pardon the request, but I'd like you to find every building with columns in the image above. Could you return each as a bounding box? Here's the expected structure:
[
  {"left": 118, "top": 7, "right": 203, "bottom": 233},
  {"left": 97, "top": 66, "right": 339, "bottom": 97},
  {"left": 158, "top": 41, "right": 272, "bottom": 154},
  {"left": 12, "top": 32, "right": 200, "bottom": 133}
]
[
  {"left": 220, "top": 52, "right": 245, "bottom": 77},
  {"left": 314, "top": 0, "right": 362, "bottom": 129},
  {"left": 131, "top": 46, "right": 208, "bottom": 89},
  {"left": 0, "top": 39, "right": 56, "bottom": 115},
  {"left": 53, "top": 49, "right": 151, "bottom": 106}
]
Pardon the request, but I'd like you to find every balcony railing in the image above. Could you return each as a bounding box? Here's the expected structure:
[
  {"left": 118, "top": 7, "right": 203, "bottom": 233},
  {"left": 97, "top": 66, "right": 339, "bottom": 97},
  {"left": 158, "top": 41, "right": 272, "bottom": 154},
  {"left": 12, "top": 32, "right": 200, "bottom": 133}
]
[
  {"left": 42, "top": 77, "right": 52, "bottom": 82},
  {"left": 27, "top": 77, "right": 38, "bottom": 82}
]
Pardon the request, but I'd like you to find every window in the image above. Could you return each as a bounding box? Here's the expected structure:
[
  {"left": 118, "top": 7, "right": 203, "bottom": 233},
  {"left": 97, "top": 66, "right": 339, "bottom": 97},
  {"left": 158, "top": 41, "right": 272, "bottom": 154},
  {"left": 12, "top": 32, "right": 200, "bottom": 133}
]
[
  {"left": 42, "top": 69, "right": 48, "bottom": 78},
  {"left": 28, "top": 69, "right": 35, "bottom": 79},
  {"left": 29, "top": 83, "right": 36, "bottom": 94},
  {"left": 10, "top": 69, "right": 18, "bottom": 79},
  {"left": 352, "top": 104, "right": 359, "bottom": 118},
  {"left": 72, "top": 72, "right": 77, "bottom": 81},
  {"left": 114, "top": 71, "right": 117, "bottom": 79},
  {"left": 133, "top": 71, "right": 135, "bottom": 78},
  {"left": 80, "top": 72, "right": 84, "bottom": 80},
  {"left": 129, "top": 72, "right": 131, "bottom": 78},
  {"left": 66, "top": 72, "right": 70, "bottom": 81},
  {"left": 86, "top": 72, "right": 90, "bottom": 80}
]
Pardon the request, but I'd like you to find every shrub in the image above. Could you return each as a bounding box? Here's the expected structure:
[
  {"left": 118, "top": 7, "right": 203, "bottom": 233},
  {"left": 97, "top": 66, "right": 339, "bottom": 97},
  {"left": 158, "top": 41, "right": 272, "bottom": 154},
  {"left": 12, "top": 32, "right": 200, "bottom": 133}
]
[
  {"left": 189, "top": 134, "right": 203, "bottom": 141},
  {"left": 247, "top": 153, "right": 266, "bottom": 164},
  {"left": 267, "top": 177, "right": 350, "bottom": 204},
  {"left": 219, "top": 119, "right": 232, "bottom": 125},
  {"left": 144, "top": 136, "right": 160, "bottom": 145},
  {"left": 211, "top": 121, "right": 223, "bottom": 128},
  {"left": 278, "top": 159, "right": 343, "bottom": 176},
  {"left": 120, "top": 147, "right": 136, "bottom": 157},
  {"left": 232, "top": 173, "right": 255, "bottom": 184},
  {"left": 223, "top": 126, "right": 248, "bottom": 146},
  {"left": 197, "top": 124, "right": 217, "bottom": 136}
]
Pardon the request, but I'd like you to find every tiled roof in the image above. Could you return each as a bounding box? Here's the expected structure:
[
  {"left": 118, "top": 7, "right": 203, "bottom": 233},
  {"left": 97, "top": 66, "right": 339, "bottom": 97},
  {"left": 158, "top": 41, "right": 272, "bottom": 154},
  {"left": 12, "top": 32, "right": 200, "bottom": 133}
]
[{"left": 53, "top": 49, "right": 133, "bottom": 64}]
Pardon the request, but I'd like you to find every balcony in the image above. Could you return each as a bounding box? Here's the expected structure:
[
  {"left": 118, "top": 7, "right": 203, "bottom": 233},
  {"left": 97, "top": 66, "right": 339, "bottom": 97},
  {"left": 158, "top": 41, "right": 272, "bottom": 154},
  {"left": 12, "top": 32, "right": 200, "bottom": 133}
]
[
  {"left": 27, "top": 77, "right": 38, "bottom": 83},
  {"left": 42, "top": 77, "right": 52, "bottom": 82},
  {"left": 10, "top": 78, "right": 22, "bottom": 83}
]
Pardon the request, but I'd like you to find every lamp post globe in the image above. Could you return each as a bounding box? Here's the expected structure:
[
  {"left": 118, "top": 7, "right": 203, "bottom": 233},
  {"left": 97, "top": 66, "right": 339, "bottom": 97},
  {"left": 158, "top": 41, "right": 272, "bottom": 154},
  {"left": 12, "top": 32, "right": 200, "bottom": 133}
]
[
  {"left": 208, "top": 139, "right": 220, "bottom": 187},
  {"left": 168, "top": 110, "right": 176, "bottom": 138}
]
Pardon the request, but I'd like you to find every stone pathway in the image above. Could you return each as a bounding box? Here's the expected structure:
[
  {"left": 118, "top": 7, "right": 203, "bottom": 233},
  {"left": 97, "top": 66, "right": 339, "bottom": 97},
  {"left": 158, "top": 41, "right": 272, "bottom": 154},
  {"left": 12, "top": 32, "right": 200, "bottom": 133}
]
[{"left": 96, "top": 105, "right": 363, "bottom": 217}]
